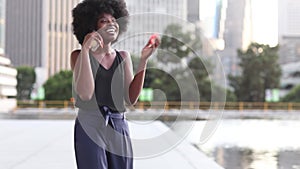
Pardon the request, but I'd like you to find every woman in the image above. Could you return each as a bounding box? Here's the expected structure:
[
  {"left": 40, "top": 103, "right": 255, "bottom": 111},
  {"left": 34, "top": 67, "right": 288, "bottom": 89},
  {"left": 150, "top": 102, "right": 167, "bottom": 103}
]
[{"left": 71, "top": 0, "right": 160, "bottom": 169}]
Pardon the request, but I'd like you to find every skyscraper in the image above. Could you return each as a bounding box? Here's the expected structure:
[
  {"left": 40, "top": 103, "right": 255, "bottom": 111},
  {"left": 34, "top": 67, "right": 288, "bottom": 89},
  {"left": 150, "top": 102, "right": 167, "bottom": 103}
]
[
  {"left": 115, "top": 0, "right": 189, "bottom": 54},
  {"left": 6, "top": 0, "right": 44, "bottom": 68},
  {"left": 278, "top": 0, "right": 300, "bottom": 64},
  {"left": 5, "top": 0, "right": 80, "bottom": 78},
  {"left": 219, "top": 0, "right": 253, "bottom": 76},
  {"left": 188, "top": 0, "right": 200, "bottom": 22},
  {"left": 126, "top": 0, "right": 187, "bottom": 19},
  {"left": 47, "top": 0, "right": 81, "bottom": 76}
]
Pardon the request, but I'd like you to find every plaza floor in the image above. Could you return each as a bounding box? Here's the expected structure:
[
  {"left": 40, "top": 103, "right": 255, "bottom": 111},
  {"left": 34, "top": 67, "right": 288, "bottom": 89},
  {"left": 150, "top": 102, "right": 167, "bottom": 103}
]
[{"left": 0, "top": 119, "right": 223, "bottom": 169}]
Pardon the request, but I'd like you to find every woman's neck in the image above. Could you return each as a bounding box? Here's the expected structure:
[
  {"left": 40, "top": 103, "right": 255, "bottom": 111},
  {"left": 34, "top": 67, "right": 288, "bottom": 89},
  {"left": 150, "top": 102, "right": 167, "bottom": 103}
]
[
  {"left": 101, "top": 44, "right": 113, "bottom": 53},
  {"left": 93, "top": 44, "right": 114, "bottom": 55},
  {"left": 91, "top": 44, "right": 116, "bottom": 61}
]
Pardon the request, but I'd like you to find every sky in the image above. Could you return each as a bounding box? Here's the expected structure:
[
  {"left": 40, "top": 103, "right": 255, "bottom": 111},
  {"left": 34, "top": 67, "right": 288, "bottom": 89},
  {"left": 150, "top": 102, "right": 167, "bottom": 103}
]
[
  {"left": 200, "top": 0, "right": 278, "bottom": 47},
  {"left": 251, "top": 0, "right": 278, "bottom": 47}
]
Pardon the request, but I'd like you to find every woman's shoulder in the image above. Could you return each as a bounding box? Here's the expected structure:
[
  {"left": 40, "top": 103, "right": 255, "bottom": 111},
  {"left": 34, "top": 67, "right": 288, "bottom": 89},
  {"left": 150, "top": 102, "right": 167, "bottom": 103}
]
[
  {"left": 70, "top": 49, "right": 81, "bottom": 70},
  {"left": 71, "top": 49, "right": 81, "bottom": 60},
  {"left": 71, "top": 49, "right": 81, "bottom": 57},
  {"left": 116, "top": 50, "right": 130, "bottom": 60}
]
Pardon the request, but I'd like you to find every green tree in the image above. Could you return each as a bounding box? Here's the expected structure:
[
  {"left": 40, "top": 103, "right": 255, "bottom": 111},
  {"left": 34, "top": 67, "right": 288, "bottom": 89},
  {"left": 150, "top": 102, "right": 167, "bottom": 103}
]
[
  {"left": 131, "top": 55, "right": 181, "bottom": 101},
  {"left": 188, "top": 57, "right": 213, "bottom": 101},
  {"left": 229, "top": 43, "right": 282, "bottom": 102},
  {"left": 144, "top": 23, "right": 217, "bottom": 101},
  {"left": 43, "top": 70, "right": 73, "bottom": 100},
  {"left": 16, "top": 66, "right": 36, "bottom": 100},
  {"left": 146, "top": 68, "right": 181, "bottom": 101},
  {"left": 158, "top": 24, "right": 193, "bottom": 62},
  {"left": 281, "top": 85, "right": 300, "bottom": 102}
]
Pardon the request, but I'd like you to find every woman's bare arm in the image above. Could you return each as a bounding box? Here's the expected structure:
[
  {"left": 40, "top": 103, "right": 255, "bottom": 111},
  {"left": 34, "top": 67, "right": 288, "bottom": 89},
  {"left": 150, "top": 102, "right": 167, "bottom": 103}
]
[
  {"left": 121, "top": 51, "right": 146, "bottom": 105},
  {"left": 122, "top": 36, "right": 160, "bottom": 105},
  {"left": 71, "top": 49, "right": 95, "bottom": 101},
  {"left": 70, "top": 31, "right": 103, "bottom": 101}
]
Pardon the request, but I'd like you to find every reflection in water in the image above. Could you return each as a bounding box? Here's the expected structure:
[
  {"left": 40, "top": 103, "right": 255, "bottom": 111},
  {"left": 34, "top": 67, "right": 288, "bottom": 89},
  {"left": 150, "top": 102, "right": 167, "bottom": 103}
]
[
  {"left": 203, "top": 146, "right": 300, "bottom": 169},
  {"left": 278, "top": 150, "right": 300, "bottom": 169},
  {"left": 249, "top": 150, "right": 277, "bottom": 169},
  {"left": 213, "top": 147, "right": 254, "bottom": 169},
  {"left": 184, "top": 120, "right": 300, "bottom": 169}
]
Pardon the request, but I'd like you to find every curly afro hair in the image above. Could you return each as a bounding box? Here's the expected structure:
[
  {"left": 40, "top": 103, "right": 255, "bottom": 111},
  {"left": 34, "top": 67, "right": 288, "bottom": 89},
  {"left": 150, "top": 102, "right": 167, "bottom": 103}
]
[{"left": 72, "top": 0, "right": 129, "bottom": 45}]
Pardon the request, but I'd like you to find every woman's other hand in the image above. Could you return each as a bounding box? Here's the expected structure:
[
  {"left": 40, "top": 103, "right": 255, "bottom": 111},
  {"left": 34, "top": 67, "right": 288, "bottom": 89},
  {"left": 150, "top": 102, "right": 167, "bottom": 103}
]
[{"left": 141, "top": 34, "right": 160, "bottom": 61}]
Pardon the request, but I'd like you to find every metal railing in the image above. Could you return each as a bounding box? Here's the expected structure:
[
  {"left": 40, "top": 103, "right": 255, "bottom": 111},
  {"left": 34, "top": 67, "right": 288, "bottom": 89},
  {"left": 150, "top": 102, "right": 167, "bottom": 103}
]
[{"left": 17, "top": 100, "right": 300, "bottom": 111}]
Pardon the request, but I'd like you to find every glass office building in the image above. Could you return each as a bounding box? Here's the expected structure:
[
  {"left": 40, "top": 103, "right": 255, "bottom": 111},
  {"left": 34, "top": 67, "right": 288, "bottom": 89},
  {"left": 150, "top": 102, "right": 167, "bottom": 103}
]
[{"left": 5, "top": 0, "right": 80, "bottom": 77}]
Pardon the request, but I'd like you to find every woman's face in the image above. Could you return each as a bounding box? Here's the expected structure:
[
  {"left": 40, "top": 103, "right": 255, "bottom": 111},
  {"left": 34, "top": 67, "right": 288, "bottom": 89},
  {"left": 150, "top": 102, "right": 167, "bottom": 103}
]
[{"left": 96, "top": 13, "right": 119, "bottom": 43}]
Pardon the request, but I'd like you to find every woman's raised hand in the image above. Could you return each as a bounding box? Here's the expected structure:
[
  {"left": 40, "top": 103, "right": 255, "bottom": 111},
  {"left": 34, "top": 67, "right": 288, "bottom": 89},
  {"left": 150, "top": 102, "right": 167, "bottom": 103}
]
[
  {"left": 82, "top": 31, "right": 104, "bottom": 52},
  {"left": 141, "top": 34, "right": 160, "bottom": 61}
]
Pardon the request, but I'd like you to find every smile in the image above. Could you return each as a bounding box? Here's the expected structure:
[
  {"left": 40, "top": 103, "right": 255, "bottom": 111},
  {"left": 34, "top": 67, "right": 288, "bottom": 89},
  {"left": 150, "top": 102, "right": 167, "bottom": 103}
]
[{"left": 106, "top": 28, "right": 116, "bottom": 34}]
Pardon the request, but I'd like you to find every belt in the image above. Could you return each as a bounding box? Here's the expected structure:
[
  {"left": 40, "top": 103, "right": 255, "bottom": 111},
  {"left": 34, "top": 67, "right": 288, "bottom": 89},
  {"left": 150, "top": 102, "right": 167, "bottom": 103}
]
[{"left": 100, "top": 106, "right": 125, "bottom": 128}]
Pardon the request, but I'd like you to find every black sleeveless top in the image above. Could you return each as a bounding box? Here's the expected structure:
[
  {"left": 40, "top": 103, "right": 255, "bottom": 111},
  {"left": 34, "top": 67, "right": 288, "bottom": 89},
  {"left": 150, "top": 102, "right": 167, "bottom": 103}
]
[
  {"left": 95, "top": 51, "right": 126, "bottom": 112},
  {"left": 73, "top": 50, "right": 126, "bottom": 112}
]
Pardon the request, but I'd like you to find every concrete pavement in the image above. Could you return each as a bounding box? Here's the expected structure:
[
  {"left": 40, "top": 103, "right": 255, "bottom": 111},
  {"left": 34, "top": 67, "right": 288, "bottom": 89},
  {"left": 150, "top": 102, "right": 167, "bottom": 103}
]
[{"left": 0, "top": 119, "right": 223, "bottom": 169}]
